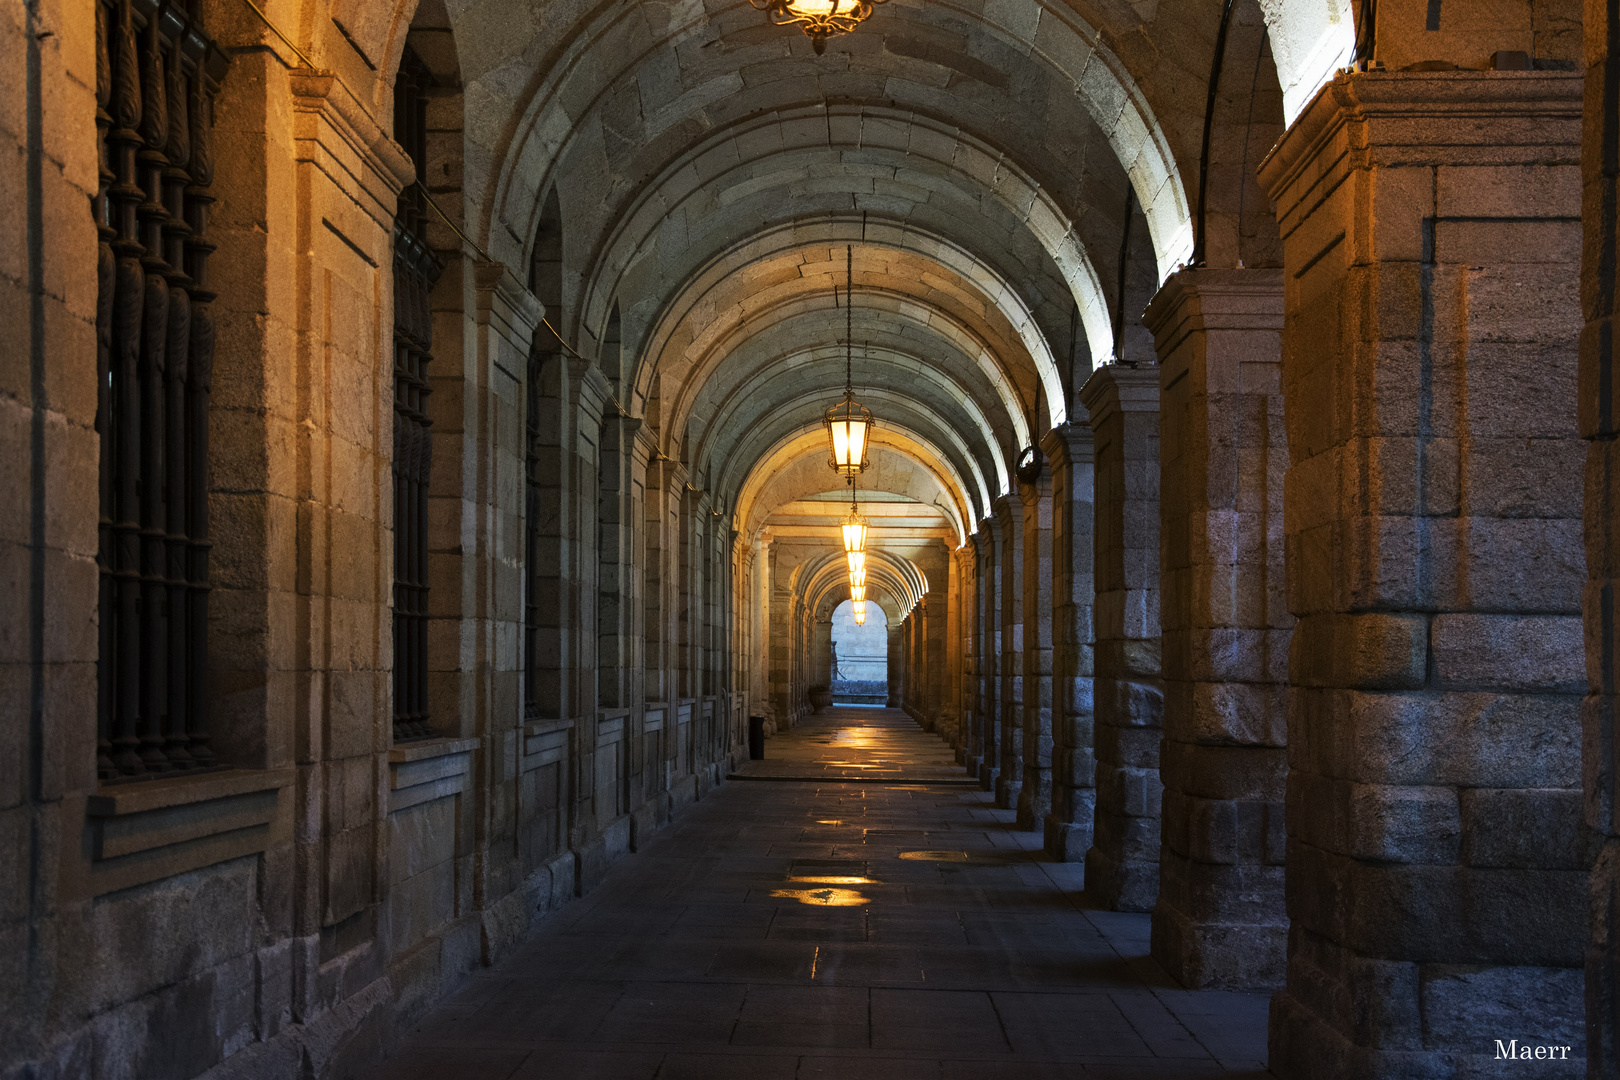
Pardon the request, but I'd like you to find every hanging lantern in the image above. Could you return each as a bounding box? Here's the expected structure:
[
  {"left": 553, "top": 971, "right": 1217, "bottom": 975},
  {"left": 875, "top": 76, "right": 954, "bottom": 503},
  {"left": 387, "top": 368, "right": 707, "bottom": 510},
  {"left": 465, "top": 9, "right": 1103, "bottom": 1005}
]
[
  {"left": 841, "top": 508, "right": 868, "bottom": 554},
  {"left": 846, "top": 549, "right": 865, "bottom": 578},
  {"left": 826, "top": 396, "right": 873, "bottom": 477},
  {"left": 853, "top": 600, "right": 867, "bottom": 625},
  {"left": 848, "top": 560, "right": 866, "bottom": 589},
  {"left": 825, "top": 246, "right": 874, "bottom": 476},
  {"left": 850, "top": 584, "right": 866, "bottom": 604},
  {"left": 749, "top": 0, "right": 888, "bottom": 55}
]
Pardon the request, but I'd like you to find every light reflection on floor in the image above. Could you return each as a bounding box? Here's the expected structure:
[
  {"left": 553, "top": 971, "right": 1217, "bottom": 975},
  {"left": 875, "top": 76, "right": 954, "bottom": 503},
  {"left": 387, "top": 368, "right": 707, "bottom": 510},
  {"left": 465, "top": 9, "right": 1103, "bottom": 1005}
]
[{"left": 768, "top": 886, "right": 870, "bottom": 906}]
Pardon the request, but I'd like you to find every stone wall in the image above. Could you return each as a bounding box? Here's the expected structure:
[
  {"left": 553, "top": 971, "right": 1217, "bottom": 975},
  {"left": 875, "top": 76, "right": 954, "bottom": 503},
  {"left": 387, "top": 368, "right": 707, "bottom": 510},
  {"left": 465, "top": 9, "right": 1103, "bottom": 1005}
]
[
  {"left": 0, "top": 4, "right": 748, "bottom": 1077},
  {"left": 1584, "top": 7, "right": 1620, "bottom": 1072}
]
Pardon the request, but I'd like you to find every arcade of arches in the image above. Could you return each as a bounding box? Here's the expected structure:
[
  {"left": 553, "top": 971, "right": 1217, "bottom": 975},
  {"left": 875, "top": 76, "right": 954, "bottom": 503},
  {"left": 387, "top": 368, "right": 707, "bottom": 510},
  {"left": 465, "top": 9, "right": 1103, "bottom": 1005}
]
[{"left": 6, "top": 0, "right": 1620, "bottom": 1076}]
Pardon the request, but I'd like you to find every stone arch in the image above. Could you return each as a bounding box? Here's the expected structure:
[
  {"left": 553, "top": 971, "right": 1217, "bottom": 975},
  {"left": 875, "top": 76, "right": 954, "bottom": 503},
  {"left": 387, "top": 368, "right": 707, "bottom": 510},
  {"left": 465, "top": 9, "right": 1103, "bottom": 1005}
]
[
  {"left": 468, "top": 0, "right": 1198, "bottom": 326},
  {"left": 735, "top": 431, "right": 980, "bottom": 546},
  {"left": 634, "top": 220, "right": 1067, "bottom": 438}
]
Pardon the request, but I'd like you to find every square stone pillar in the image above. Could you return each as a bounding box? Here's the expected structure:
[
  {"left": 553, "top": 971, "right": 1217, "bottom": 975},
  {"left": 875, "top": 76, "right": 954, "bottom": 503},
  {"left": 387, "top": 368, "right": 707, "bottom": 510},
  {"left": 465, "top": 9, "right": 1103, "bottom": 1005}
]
[
  {"left": 925, "top": 583, "right": 949, "bottom": 731},
  {"left": 1044, "top": 424, "right": 1097, "bottom": 862},
  {"left": 1259, "top": 71, "right": 1586, "bottom": 1076},
  {"left": 954, "top": 545, "right": 978, "bottom": 758},
  {"left": 1080, "top": 364, "right": 1163, "bottom": 911},
  {"left": 994, "top": 496, "right": 1025, "bottom": 811},
  {"left": 1585, "top": 18, "right": 1620, "bottom": 1074},
  {"left": 1020, "top": 471, "right": 1055, "bottom": 831},
  {"left": 1143, "top": 268, "right": 1289, "bottom": 990},
  {"left": 894, "top": 625, "right": 907, "bottom": 709},
  {"left": 976, "top": 522, "right": 1001, "bottom": 792}
]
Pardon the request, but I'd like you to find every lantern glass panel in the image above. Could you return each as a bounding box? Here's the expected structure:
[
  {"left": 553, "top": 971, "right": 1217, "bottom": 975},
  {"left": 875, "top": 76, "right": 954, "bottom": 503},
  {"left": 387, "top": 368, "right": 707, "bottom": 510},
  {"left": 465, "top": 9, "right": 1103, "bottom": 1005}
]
[{"left": 841, "top": 516, "right": 867, "bottom": 553}]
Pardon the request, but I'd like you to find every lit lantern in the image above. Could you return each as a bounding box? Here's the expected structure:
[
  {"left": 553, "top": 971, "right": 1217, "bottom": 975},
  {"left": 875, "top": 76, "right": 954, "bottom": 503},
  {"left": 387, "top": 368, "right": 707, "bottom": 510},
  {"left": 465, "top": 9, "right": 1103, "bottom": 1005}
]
[
  {"left": 850, "top": 584, "right": 866, "bottom": 604},
  {"left": 824, "top": 246, "right": 874, "bottom": 476},
  {"left": 825, "top": 396, "right": 873, "bottom": 477},
  {"left": 841, "top": 508, "right": 867, "bottom": 555},
  {"left": 749, "top": 0, "right": 888, "bottom": 55},
  {"left": 848, "top": 560, "right": 866, "bottom": 589},
  {"left": 852, "top": 600, "right": 867, "bottom": 625},
  {"left": 846, "top": 549, "right": 865, "bottom": 578}
]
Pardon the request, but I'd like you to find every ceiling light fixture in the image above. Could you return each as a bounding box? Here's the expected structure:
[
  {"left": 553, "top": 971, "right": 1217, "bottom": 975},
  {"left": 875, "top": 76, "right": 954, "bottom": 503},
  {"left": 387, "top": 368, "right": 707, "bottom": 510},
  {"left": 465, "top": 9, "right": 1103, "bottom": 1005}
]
[
  {"left": 750, "top": 0, "right": 888, "bottom": 55},
  {"left": 825, "top": 246, "right": 873, "bottom": 478}
]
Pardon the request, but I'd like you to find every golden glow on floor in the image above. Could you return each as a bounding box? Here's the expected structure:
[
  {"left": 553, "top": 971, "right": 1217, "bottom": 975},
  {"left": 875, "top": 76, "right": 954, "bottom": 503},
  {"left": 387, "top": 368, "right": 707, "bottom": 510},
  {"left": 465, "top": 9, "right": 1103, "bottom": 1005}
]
[{"left": 770, "top": 887, "right": 870, "bottom": 906}]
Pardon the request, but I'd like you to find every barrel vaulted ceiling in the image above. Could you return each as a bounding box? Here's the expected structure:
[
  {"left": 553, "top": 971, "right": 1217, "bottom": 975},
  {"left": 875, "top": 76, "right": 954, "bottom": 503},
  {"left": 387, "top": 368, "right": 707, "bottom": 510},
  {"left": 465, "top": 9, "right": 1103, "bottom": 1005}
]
[{"left": 381, "top": 0, "right": 1330, "bottom": 547}]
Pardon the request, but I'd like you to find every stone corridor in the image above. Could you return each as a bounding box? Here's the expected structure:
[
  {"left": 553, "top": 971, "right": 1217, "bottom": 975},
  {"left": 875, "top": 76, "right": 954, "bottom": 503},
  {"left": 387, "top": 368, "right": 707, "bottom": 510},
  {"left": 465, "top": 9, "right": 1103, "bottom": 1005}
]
[
  {"left": 10, "top": 1, "right": 1620, "bottom": 1077},
  {"left": 361, "top": 710, "right": 1269, "bottom": 1080}
]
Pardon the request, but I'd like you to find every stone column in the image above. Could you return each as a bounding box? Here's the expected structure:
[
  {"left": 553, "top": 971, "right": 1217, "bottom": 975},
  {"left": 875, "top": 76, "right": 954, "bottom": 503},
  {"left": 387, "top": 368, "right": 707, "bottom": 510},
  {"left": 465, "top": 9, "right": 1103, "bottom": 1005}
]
[
  {"left": 1586, "top": 15, "right": 1620, "bottom": 1074},
  {"left": 977, "top": 523, "right": 1001, "bottom": 792},
  {"left": 955, "top": 545, "right": 978, "bottom": 757},
  {"left": 995, "top": 497, "right": 1025, "bottom": 810},
  {"left": 942, "top": 552, "right": 964, "bottom": 747},
  {"left": 964, "top": 528, "right": 992, "bottom": 778},
  {"left": 1080, "top": 364, "right": 1162, "bottom": 911},
  {"left": 1143, "top": 268, "right": 1289, "bottom": 990},
  {"left": 643, "top": 458, "right": 686, "bottom": 706},
  {"left": 1044, "top": 424, "right": 1097, "bottom": 862},
  {"left": 1259, "top": 71, "right": 1586, "bottom": 1076},
  {"left": 1020, "top": 470, "right": 1055, "bottom": 831},
  {"left": 894, "top": 625, "right": 907, "bottom": 709}
]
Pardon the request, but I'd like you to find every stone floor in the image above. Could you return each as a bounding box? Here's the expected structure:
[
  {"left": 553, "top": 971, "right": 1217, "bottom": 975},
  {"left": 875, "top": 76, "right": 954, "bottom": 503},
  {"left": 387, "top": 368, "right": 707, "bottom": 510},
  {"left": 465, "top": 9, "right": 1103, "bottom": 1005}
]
[{"left": 362, "top": 709, "right": 1272, "bottom": 1079}]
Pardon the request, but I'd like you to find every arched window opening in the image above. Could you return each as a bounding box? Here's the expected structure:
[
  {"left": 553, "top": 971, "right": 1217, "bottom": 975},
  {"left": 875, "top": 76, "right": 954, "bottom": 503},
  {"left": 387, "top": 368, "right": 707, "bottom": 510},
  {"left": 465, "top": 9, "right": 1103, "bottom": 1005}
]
[
  {"left": 831, "top": 598, "right": 888, "bottom": 705},
  {"left": 96, "top": 0, "right": 228, "bottom": 779},
  {"left": 391, "top": 44, "right": 443, "bottom": 741}
]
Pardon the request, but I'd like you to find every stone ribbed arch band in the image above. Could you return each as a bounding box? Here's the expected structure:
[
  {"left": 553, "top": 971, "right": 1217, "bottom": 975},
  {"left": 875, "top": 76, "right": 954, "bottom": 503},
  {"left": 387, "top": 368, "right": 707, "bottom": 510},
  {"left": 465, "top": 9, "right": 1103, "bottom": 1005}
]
[
  {"left": 95, "top": 0, "right": 227, "bottom": 780},
  {"left": 393, "top": 47, "right": 442, "bottom": 742}
]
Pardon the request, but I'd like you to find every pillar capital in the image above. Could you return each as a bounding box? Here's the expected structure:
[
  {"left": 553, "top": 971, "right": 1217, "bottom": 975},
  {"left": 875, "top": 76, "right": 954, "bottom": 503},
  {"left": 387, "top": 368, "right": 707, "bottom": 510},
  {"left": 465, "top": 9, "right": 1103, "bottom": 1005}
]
[
  {"left": 474, "top": 260, "right": 546, "bottom": 355},
  {"left": 1078, "top": 362, "right": 1159, "bottom": 427},
  {"left": 1259, "top": 70, "right": 1581, "bottom": 229},
  {"left": 1142, "top": 268, "right": 1282, "bottom": 349},
  {"left": 1039, "top": 422, "right": 1093, "bottom": 472}
]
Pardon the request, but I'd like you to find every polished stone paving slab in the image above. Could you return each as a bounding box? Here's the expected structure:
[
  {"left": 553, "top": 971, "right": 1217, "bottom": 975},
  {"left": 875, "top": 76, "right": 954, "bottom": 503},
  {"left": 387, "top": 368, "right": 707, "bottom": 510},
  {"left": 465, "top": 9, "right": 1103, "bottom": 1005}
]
[
  {"left": 362, "top": 710, "right": 1271, "bottom": 1079},
  {"left": 731, "top": 706, "right": 975, "bottom": 784}
]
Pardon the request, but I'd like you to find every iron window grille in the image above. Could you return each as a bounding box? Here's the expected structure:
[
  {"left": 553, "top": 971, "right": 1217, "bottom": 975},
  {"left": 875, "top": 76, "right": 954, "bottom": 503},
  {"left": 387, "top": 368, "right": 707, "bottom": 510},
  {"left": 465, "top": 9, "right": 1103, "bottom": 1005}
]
[
  {"left": 392, "top": 47, "right": 443, "bottom": 742},
  {"left": 95, "top": 0, "right": 228, "bottom": 781}
]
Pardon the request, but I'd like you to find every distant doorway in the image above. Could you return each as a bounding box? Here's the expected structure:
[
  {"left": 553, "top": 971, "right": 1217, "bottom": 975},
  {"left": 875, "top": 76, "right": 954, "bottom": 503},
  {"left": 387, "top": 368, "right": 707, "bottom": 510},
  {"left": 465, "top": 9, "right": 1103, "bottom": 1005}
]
[{"left": 831, "top": 599, "right": 888, "bottom": 705}]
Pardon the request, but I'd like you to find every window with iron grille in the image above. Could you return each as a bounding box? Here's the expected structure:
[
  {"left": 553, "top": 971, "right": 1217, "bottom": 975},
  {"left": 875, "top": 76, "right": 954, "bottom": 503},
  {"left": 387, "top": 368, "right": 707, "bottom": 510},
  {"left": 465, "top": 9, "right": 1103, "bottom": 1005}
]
[
  {"left": 95, "top": 0, "right": 228, "bottom": 781},
  {"left": 392, "top": 47, "right": 442, "bottom": 741},
  {"left": 525, "top": 192, "right": 563, "bottom": 720}
]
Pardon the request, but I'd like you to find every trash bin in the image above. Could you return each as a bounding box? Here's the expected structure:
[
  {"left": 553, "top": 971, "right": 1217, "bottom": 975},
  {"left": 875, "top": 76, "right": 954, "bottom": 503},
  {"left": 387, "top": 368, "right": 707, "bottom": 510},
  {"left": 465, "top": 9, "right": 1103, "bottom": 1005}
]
[{"left": 748, "top": 715, "right": 766, "bottom": 760}]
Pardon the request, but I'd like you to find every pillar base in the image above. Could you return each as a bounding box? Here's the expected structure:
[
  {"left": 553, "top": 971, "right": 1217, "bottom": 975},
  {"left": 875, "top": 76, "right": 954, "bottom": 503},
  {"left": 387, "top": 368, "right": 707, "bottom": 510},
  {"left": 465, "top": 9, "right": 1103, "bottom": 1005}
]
[
  {"left": 1044, "top": 817, "right": 1091, "bottom": 863},
  {"left": 1083, "top": 845, "right": 1158, "bottom": 912},
  {"left": 995, "top": 777, "right": 1021, "bottom": 812},
  {"left": 1149, "top": 903, "right": 1285, "bottom": 991},
  {"left": 1269, "top": 928, "right": 1585, "bottom": 1079},
  {"left": 978, "top": 763, "right": 998, "bottom": 792}
]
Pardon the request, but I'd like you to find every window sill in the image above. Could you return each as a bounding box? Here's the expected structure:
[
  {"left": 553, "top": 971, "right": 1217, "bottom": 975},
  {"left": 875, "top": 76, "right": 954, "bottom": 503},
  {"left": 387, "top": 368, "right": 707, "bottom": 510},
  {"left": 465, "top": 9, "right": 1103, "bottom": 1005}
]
[
  {"left": 388, "top": 737, "right": 479, "bottom": 812},
  {"left": 88, "top": 768, "right": 293, "bottom": 817},
  {"left": 79, "top": 768, "right": 295, "bottom": 898},
  {"left": 388, "top": 736, "right": 480, "bottom": 764}
]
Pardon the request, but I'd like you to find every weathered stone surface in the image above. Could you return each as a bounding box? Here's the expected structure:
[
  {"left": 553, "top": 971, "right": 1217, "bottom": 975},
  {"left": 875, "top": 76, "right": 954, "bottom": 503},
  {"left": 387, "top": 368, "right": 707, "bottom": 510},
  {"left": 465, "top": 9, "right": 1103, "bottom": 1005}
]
[
  {"left": 1044, "top": 424, "right": 1097, "bottom": 862},
  {"left": 1259, "top": 69, "right": 1588, "bottom": 1077},
  {"left": 1145, "top": 269, "right": 1290, "bottom": 991},
  {"left": 1080, "top": 364, "right": 1163, "bottom": 912}
]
